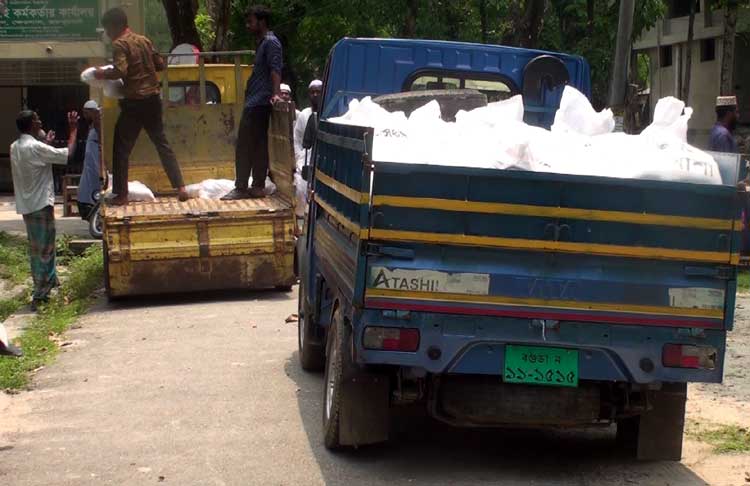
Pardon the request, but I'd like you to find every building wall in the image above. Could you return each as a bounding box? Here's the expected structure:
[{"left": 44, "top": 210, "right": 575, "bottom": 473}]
[
  {"left": 0, "top": 0, "right": 144, "bottom": 61},
  {"left": 636, "top": 2, "right": 733, "bottom": 148}
]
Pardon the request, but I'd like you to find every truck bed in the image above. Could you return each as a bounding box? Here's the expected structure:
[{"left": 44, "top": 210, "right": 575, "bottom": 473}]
[{"left": 103, "top": 193, "right": 296, "bottom": 297}]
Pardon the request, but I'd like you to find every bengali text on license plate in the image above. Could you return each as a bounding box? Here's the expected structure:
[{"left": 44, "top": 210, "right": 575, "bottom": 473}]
[{"left": 504, "top": 345, "right": 579, "bottom": 387}]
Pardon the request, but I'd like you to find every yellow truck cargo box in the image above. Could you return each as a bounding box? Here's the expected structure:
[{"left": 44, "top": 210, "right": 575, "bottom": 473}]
[{"left": 102, "top": 59, "right": 298, "bottom": 297}]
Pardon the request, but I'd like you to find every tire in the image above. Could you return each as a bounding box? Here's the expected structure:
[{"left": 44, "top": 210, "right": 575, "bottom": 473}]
[
  {"left": 618, "top": 384, "right": 687, "bottom": 461},
  {"left": 322, "top": 307, "right": 347, "bottom": 449},
  {"left": 298, "top": 281, "right": 324, "bottom": 371},
  {"left": 88, "top": 206, "right": 103, "bottom": 240},
  {"left": 373, "top": 89, "right": 488, "bottom": 121}
]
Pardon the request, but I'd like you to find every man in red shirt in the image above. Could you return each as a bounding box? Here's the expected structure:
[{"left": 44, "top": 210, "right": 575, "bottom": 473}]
[{"left": 95, "top": 7, "right": 188, "bottom": 205}]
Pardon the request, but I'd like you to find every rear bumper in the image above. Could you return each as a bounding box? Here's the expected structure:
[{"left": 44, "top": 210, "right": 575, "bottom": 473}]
[{"left": 355, "top": 309, "right": 726, "bottom": 384}]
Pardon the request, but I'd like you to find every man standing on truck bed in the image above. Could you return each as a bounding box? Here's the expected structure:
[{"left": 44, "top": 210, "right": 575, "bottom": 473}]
[
  {"left": 222, "top": 5, "right": 283, "bottom": 200},
  {"left": 94, "top": 7, "right": 189, "bottom": 205},
  {"left": 10, "top": 110, "right": 78, "bottom": 310}
]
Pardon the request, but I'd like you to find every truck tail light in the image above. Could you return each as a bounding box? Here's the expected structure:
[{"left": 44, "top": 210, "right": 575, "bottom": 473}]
[
  {"left": 662, "top": 344, "right": 717, "bottom": 370},
  {"left": 363, "top": 327, "right": 420, "bottom": 352}
]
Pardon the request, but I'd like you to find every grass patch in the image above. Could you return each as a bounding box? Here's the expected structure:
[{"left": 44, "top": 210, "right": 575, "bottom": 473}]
[
  {"left": 739, "top": 270, "right": 750, "bottom": 292},
  {"left": 688, "top": 421, "right": 750, "bottom": 454},
  {"left": 0, "top": 246, "right": 103, "bottom": 390},
  {"left": 0, "top": 231, "right": 29, "bottom": 286},
  {"left": 0, "top": 231, "right": 29, "bottom": 322}
]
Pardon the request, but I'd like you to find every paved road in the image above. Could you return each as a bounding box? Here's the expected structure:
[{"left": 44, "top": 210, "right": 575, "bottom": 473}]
[
  {"left": 0, "top": 199, "right": 90, "bottom": 238},
  {"left": 0, "top": 288, "right": 715, "bottom": 485}
]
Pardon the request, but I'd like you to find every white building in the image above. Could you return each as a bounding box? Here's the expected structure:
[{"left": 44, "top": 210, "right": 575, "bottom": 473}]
[{"left": 634, "top": 0, "right": 750, "bottom": 147}]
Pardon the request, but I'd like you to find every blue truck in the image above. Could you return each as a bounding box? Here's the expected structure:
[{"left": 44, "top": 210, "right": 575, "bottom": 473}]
[{"left": 296, "top": 38, "right": 741, "bottom": 461}]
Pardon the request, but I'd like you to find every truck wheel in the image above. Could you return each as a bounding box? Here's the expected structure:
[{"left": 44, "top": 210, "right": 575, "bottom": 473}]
[
  {"left": 618, "top": 383, "right": 687, "bottom": 461},
  {"left": 298, "top": 282, "right": 324, "bottom": 371},
  {"left": 322, "top": 307, "right": 390, "bottom": 450},
  {"left": 322, "top": 308, "right": 347, "bottom": 449},
  {"left": 373, "top": 89, "right": 488, "bottom": 121}
]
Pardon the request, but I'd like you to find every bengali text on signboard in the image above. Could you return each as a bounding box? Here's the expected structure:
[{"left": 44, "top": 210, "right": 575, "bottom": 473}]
[{"left": 0, "top": 0, "right": 99, "bottom": 40}]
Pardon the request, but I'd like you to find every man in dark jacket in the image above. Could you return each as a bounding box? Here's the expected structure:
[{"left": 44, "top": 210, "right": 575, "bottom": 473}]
[{"left": 222, "top": 5, "right": 284, "bottom": 200}]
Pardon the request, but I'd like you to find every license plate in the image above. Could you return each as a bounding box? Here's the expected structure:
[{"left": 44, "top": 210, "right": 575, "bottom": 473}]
[{"left": 504, "top": 345, "right": 579, "bottom": 387}]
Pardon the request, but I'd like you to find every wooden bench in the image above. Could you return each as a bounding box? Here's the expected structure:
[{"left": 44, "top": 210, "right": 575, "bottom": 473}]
[{"left": 62, "top": 174, "right": 81, "bottom": 217}]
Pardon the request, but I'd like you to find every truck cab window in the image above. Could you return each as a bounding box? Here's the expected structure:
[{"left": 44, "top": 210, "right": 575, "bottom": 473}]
[
  {"left": 166, "top": 82, "right": 221, "bottom": 106},
  {"left": 407, "top": 73, "right": 515, "bottom": 102}
]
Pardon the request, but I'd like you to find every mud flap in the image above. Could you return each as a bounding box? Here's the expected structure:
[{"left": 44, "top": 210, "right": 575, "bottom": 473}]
[
  {"left": 637, "top": 383, "right": 687, "bottom": 461},
  {"left": 338, "top": 372, "right": 390, "bottom": 447}
]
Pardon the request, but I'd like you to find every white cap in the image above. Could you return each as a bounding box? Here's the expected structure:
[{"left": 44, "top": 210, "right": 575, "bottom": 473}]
[
  {"left": 280, "top": 83, "right": 291, "bottom": 93},
  {"left": 83, "top": 100, "right": 100, "bottom": 110},
  {"left": 716, "top": 96, "right": 737, "bottom": 107},
  {"left": 309, "top": 79, "right": 323, "bottom": 89}
]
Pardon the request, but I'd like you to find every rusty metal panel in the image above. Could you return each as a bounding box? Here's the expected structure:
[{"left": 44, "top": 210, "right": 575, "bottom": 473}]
[
  {"left": 104, "top": 203, "right": 296, "bottom": 296},
  {"left": 106, "top": 253, "right": 295, "bottom": 297},
  {"left": 268, "top": 103, "right": 296, "bottom": 208},
  {"left": 102, "top": 104, "right": 239, "bottom": 193}
]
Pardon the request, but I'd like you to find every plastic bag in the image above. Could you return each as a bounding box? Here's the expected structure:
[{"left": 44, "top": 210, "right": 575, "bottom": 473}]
[
  {"left": 80, "top": 66, "right": 124, "bottom": 99},
  {"left": 127, "top": 181, "right": 156, "bottom": 202},
  {"left": 294, "top": 172, "right": 307, "bottom": 217},
  {"left": 552, "top": 86, "right": 614, "bottom": 136},
  {"left": 185, "top": 179, "right": 235, "bottom": 200},
  {"left": 641, "top": 97, "right": 692, "bottom": 143}
]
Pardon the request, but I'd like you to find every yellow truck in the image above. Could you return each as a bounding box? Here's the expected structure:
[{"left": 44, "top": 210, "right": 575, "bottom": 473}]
[{"left": 100, "top": 54, "right": 297, "bottom": 298}]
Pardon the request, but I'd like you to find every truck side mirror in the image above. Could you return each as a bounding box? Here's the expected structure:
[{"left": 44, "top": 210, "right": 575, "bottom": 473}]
[{"left": 301, "top": 165, "right": 311, "bottom": 182}]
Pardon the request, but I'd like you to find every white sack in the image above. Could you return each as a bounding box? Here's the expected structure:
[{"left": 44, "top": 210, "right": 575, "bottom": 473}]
[
  {"left": 329, "top": 88, "right": 723, "bottom": 185},
  {"left": 552, "top": 86, "right": 614, "bottom": 136},
  {"left": 81, "top": 66, "right": 125, "bottom": 99},
  {"left": 294, "top": 172, "right": 308, "bottom": 217},
  {"left": 186, "top": 178, "right": 276, "bottom": 200},
  {"left": 641, "top": 97, "right": 692, "bottom": 143},
  {"left": 185, "top": 179, "right": 235, "bottom": 200},
  {"left": 127, "top": 181, "right": 156, "bottom": 202}
]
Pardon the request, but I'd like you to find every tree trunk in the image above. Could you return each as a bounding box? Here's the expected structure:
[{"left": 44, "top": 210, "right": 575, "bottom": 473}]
[
  {"left": 517, "top": 0, "right": 545, "bottom": 48},
  {"left": 682, "top": 0, "right": 697, "bottom": 102},
  {"left": 479, "top": 0, "right": 489, "bottom": 44},
  {"left": 161, "top": 0, "right": 203, "bottom": 50},
  {"left": 402, "top": 0, "right": 419, "bottom": 38},
  {"left": 608, "top": 0, "right": 635, "bottom": 106},
  {"left": 205, "top": 0, "right": 231, "bottom": 52},
  {"left": 721, "top": 0, "right": 739, "bottom": 95}
]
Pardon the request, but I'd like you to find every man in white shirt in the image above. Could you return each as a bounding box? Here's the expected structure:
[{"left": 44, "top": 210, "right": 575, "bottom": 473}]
[
  {"left": 10, "top": 110, "right": 78, "bottom": 309},
  {"left": 293, "top": 79, "right": 322, "bottom": 219},
  {"left": 294, "top": 80, "right": 322, "bottom": 171}
]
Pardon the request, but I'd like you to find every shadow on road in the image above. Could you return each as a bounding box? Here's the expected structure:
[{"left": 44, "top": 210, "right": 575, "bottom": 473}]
[
  {"left": 86, "top": 287, "right": 295, "bottom": 314},
  {"left": 284, "top": 354, "right": 708, "bottom": 486}
]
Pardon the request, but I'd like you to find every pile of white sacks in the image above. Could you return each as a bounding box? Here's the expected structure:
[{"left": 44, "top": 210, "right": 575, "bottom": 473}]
[{"left": 330, "top": 86, "right": 722, "bottom": 185}]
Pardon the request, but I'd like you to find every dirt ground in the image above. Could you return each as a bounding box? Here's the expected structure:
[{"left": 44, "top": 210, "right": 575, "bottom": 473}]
[{"left": 682, "top": 294, "right": 750, "bottom": 485}]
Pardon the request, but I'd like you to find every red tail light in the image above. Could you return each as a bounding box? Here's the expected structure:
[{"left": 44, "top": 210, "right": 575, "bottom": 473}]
[
  {"left": 363, "top": 327, "right": 420, "bottom": 352},
  {"left": 662, "top": 344, "right": 717, "bottom": 370}
]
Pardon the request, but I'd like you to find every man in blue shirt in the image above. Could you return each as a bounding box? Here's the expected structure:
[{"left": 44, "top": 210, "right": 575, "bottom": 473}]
[
  {"left": 709, "top": 95, "right": 739, "bottom": 153},
  {"left": 223, "top": 5, "right": 283, "bottom": 200}
]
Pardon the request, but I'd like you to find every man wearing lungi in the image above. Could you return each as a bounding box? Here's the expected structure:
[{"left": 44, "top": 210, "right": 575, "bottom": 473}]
[{"left": 10, "top": 110, "right": 79, "bottom": 310}]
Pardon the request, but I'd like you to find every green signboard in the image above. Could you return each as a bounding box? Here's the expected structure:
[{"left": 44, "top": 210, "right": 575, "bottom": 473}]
[{"left": 0, "top": 0, "right": 100, "bottom": 40}]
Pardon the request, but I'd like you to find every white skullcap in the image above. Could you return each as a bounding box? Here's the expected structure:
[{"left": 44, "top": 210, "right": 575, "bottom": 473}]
[
  {"left": 308, "top": 79, "right": 323, "bottom": 89},
  {"left": 83, "top": 100, "right": 100, "bottom": 110},
  {"left": 716, "top": 96, "right": 737, "bottom": 107},
  {"left": 280, "top": 83, "right": 291, "bottom": 93}
]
